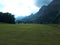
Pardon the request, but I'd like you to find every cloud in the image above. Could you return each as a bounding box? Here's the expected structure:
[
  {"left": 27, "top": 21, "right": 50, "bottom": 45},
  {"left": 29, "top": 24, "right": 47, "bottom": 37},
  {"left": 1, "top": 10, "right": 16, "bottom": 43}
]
[
  {"left": 0, "top": 0, "right": 39, "bottom": 17},
  {"left": 35, "top": 0, "right": 53, "bottom": 7}
]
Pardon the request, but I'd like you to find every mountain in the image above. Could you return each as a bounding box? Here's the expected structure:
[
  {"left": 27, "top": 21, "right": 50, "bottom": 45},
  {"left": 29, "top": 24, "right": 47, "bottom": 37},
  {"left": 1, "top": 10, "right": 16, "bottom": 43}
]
[
  {"left": 15, "top": 16, "right": 25, "bottom": 23},
  {"left": 26, "top": 0, "right": 60, "bottom": 24},
  {"left": 21, "top": 14, "right": 34, "bottom": 23},
  {"left": 16, "top": 0, "right": 60, "bottom": 24},
  {"left": 40, "top": 0, "right": 60, "bottom": 23},
  {"left": 21, "top": 6, "right": 47, "bottom": 23}
]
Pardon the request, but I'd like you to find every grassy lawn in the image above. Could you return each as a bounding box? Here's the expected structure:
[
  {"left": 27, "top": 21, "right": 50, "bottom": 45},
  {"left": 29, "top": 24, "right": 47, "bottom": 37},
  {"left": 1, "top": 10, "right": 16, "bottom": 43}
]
[{"left": 0, "top": 24, "right": 60, "bottom": 45}]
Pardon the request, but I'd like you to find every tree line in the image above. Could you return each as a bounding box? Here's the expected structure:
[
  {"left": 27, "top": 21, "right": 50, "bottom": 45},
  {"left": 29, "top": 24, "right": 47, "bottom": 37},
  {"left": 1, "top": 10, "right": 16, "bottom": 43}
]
[{"left": 0, "top": 12, "right": 15, "bottom": 24}]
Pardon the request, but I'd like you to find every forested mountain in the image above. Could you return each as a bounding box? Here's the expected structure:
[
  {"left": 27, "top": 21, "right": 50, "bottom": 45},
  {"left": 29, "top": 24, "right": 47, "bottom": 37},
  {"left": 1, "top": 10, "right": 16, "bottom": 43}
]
[
  {"left": 16, "top": 0, "right": 60, "bottom": 24},
  {"left": 39, "top": 0, "right": 60, "bottom": 24}
]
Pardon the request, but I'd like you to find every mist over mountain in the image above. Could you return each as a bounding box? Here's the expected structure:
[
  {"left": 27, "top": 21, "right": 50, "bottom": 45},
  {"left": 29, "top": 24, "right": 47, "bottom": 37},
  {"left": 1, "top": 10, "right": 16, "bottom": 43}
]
[
  {"left": 15, "top": 0, "right": 52, "bottom": 21},
  {"left": 15, "top": 16, "right": 26, "bottom": 23},
  {"left": 16, "top": 0, "right": 60, "bottom": 24}
]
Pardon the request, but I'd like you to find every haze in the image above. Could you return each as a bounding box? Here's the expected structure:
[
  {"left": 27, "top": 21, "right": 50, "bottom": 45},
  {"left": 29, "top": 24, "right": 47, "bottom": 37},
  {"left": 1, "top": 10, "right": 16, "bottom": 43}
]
[{"left": 0, "top": 0, "right": 52, "bottom": 17}]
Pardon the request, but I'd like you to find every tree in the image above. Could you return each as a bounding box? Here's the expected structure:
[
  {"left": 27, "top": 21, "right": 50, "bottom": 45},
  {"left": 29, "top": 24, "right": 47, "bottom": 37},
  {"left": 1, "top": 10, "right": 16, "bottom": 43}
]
[{"left": 0, "top": 12, "right": 15, "bottom": 24}]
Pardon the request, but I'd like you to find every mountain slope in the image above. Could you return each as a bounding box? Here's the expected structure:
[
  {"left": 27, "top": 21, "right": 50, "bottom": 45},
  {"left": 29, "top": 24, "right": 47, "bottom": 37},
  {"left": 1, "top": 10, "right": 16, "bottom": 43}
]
[{"left": 16, "top": 0, "right": 60, "bottom": 24}]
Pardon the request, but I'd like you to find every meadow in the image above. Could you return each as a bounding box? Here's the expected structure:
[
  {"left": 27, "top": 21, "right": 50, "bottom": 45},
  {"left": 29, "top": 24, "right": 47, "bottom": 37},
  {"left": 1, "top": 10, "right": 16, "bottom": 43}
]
[{"left": 0, "top": 24, "right": 60, "bottom": 45}]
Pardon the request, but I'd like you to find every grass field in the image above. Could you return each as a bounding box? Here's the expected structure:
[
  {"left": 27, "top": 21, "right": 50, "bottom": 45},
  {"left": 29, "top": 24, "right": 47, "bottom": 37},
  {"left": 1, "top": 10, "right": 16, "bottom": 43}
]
[{"left": 0, "top": 24, "right": 60, "bottom": 45}]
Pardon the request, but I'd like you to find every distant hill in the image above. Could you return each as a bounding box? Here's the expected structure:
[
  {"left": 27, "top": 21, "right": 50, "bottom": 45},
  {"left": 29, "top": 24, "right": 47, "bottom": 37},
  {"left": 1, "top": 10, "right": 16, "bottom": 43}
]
[{"left": 15, "top": 16, "right": 25, "bottom": 23}]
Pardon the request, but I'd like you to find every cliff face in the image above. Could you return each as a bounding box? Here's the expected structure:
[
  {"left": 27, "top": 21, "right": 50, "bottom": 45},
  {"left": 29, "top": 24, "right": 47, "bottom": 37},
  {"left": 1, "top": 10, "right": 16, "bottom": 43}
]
[
  {"left": 47, "top": 0, "right": 60, "bottom": 11},
  {"left": 37, "top": 0, "right": 60, "bottom": 23}
]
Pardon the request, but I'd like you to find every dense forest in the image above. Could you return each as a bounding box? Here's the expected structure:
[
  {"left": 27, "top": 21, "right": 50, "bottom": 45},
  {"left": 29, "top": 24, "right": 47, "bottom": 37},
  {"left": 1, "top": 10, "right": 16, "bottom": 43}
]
[
  {"left": 16, "top": 0, "right": 60, "bottom": 24},
  {"left": 0, "top": 12, "right": 15, "bottom": 24}
]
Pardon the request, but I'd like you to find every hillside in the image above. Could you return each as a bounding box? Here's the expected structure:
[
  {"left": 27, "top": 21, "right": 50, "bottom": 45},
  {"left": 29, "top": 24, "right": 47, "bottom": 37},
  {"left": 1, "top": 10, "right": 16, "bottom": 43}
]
[
  {"left": 35, "top": 0, "right": 60, "bottom": 24},
  {"left": 18, "top": 0, "right": 60, "bottom": 24}
]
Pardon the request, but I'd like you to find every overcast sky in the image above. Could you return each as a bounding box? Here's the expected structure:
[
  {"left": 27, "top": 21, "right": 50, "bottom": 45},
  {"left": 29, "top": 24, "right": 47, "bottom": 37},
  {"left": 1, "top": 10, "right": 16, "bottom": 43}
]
[{"left": 0, "top": 0, "right": 52, "bottom": 17}]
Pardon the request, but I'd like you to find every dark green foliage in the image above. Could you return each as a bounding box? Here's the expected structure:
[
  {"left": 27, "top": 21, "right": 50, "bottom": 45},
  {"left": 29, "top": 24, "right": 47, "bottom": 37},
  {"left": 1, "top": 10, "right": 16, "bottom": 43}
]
[{"left": 0, "top": 12, "right": 15, "bottom": 24}]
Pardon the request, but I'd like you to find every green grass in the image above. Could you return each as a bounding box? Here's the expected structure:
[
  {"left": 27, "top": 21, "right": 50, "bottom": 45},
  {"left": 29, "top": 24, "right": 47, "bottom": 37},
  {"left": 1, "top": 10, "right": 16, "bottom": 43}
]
[{"left": 0, "top": 24, "right": 60, "bottom": 45}]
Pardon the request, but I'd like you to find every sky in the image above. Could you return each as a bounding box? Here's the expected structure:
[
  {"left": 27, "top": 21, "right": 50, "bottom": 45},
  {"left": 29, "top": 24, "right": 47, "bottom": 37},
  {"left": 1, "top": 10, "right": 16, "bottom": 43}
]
[{"left": 0, "top": 0, "right": 52, "bottom": 17}]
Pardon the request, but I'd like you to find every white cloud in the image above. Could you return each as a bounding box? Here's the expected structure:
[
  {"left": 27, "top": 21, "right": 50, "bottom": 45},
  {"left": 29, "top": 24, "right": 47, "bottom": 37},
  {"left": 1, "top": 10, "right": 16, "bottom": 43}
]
[{"left": 0, "top": 0, "right": 39, "bottom": 17}]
